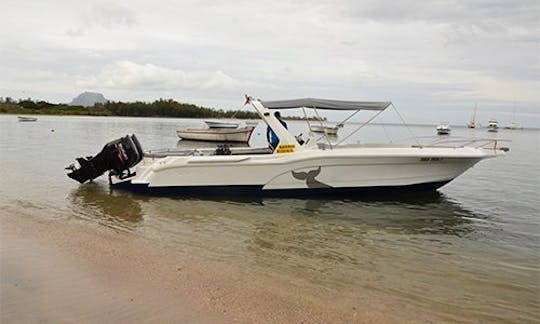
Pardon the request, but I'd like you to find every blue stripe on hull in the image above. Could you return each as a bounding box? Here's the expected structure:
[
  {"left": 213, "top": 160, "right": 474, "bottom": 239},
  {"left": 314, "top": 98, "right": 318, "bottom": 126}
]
[{"left": 112, "top": 180, "right": 451, "bottom": 198}]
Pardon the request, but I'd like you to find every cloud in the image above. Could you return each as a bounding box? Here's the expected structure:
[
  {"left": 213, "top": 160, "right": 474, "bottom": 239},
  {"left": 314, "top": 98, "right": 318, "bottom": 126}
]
[
  {"left": 1, "top": 0, "right": 538, "bottom": 125},
  {"left": 67, "top": 3, "right": 136, "bottom": 36},
  {"left": 331, "top": 0, "right": 540, "bottom": 25},
  {"left": 77, "top": 61, "right": 244, "bottom": 91}
]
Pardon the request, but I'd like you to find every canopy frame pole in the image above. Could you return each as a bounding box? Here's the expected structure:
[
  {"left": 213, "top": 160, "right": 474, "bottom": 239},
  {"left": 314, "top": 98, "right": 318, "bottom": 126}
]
[
  {"left": 336, "top": 109, "right": 362, "bottom": 127},
  {"left": 303, "top": 107, "right": 329, "bottom": 146},
  {"left": 302, "top": 106, "right": 322, "bottom": 144},
  {"left": 336, "top": 109, "right": 385, "bottom": 145},
  {"left": 312, "top": 106, "right": 333, "bottom": 149},
  {"left": 391, "top": 103, "right": 421, "bottom": 146},
  {"left": 302, "top": 107, "right": 311, "bottom": 130}
]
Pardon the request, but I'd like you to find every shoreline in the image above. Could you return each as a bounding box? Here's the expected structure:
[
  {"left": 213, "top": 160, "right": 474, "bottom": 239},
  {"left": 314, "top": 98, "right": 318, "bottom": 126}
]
[{"left": 0, "top": 210, "right": 419, "bottom": 323}]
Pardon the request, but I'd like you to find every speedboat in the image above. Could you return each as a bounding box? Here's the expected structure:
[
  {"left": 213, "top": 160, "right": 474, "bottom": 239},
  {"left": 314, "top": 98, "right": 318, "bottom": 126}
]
[
  {"left": 204, "top": 119, "right": 239, "bottom": 128},
  {"left": 66, "top": 97, "right": 508, "bottom": 197},
  {"left": 436, "top": 122, "right": 451, "bottom": 135},
  {"left": 18, "top": 116, "right": 38, "bottom": 122},
  {"left": 487, "top": 120, "right": 499, "bottom": 132},
  {"left": 177, "top": 126, "right": 255, "bottom": 143}
]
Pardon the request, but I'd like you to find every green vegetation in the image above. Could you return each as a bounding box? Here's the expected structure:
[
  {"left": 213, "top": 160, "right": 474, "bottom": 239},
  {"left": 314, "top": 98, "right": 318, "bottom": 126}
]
[{"left": 0, "top": 97, "right": 259, "bottom": 119}]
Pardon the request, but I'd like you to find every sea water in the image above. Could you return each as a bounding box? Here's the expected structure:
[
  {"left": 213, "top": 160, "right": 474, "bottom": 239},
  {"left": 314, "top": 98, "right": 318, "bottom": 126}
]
[{"left": 1, "top": 115, "right": 538, "bottom": 322}]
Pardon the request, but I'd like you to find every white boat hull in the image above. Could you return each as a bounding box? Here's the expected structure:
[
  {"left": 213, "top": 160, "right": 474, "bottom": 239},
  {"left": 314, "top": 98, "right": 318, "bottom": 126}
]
[
  {"left": 204, "top": 119, "right": 239, "bottom": 128},
  {"left": 505, "top": 122, "right": 522, "bottom": 130},
  {"left": 487, "top": 120, "right": 498, "bottom": 132},
  {"left": 112, "top": 146, "right": 499, "bottom": 196},
  {"left": 436, "top": 123, "right": 451, "bottom": 135},
  {"left": 310, "top": 125, "right": 339, "bottom": 135},
  {"left": 18, "top": 116, "right": 38, "bottom": 122},
  {"left": 177, "top": 126, "right": 255, "bottom": 142}
]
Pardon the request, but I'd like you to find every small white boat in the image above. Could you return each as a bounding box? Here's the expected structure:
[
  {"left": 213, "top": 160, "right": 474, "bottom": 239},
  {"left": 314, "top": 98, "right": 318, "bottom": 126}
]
[
  {"left": 67, "top": 96, "right": 509, "bottom": 197},
  {"left": 245, "top": 120, "right": 260, "bottom": 126},
  {"left": 505, "top": 121, "right": 522, "bottom": 130},
  {"left": 204, "top": 119, "right": 239, "bottom": 128},
  {"left": 177, "top": 126, "right": 255, "bottom": 143},
  {"left": 310, "top": 124, "right": 340, "bottom": 135},
  {"left": 505, "top": 109, "right": 522, "bottom": 129},
  {"left": 18, "top": 116, "right": 38, "bottom": 122},
  {"left": 436, "top": 122, "right": 451, "bottom": 135},
  {"left": 487, "top": 120, "right": 499, "bottom": 132}
]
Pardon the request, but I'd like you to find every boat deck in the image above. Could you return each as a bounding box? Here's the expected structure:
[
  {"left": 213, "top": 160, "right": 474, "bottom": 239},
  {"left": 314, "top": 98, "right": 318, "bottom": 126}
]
[{"left": 145, "top": 146, "right": 273, "bottom": 158}]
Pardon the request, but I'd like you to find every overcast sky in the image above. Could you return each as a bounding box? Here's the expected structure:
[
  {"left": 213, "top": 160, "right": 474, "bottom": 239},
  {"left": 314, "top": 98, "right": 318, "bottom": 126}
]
[{"left": 1, "top": 0, "right": 539, "bottom": 126}]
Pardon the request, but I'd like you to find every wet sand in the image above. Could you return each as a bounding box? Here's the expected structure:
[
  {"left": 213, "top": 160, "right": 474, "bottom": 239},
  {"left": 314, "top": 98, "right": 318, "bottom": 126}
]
[{"left": 1, "top": 210, "right": 427, "bottom": 323}]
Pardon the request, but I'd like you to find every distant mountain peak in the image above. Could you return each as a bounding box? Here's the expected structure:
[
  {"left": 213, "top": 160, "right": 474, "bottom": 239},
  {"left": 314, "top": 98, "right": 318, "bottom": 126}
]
[{"left": 70, "top": 91, "right": 108, "bottom": 107}]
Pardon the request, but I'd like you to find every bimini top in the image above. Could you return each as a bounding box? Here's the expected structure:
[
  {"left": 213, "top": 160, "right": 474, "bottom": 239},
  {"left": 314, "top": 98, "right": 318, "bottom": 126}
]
[{"left": 261, "top": 98, "right": 391, "bottom": 111}]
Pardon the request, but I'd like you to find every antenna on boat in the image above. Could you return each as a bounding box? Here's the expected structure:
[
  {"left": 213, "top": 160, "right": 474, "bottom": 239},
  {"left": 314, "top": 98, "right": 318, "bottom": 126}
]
[{"left": 244, "top": 94, "right": 252, "bottom": 105}]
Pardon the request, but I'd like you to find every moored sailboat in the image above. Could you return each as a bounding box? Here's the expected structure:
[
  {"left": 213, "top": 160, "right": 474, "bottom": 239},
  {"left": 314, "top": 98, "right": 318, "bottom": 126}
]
[
  {"left": 505, "top": 108, "right": 523, "bottom": 130},
  {"left": 468, "top": 104, "right": 478, "bottom": 128}
]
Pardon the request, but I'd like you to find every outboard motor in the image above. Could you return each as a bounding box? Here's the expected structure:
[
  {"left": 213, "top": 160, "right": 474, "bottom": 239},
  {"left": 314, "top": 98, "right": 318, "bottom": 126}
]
[{"left": 66, "top": 134, "right": 144, "bottom": 184}]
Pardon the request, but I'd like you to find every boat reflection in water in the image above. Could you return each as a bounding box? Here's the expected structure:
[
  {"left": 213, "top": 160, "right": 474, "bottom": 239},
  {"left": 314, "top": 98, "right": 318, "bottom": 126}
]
[
  {"left": 72, "top": 179, "right": 481, "bottom": 240},
  {"left": 69, "top": 179, "right": 519, "bottom": 322},
  {"left": 68, "top": 182, "right": 146, "bottom": 229},
  {"left": 242, "top": 191, "right": 488, "bottom": 295}
]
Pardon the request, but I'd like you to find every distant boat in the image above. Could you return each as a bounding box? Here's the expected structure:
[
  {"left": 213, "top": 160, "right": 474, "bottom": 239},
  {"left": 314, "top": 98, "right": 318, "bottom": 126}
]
[
  {"left": 177, "top": 126, "right": 255, "bottom": 143},
  {"left": 505, "top": 108, "right": 522, "bottom": 130},
  {"left": 487, "top": 120, "right": 499, "bottom": 132},
  {"left": 204, "top": 119, "right": 239, "bottom": 128},
  {"left": 505, "top": 121, "right": 522, "bottom": 130},
  {"left": 467, "top": 104, "right": 478, "bottom": 128},
  {"left": 436, "top": 122, "right": 451, "bottom": 135},
  {"left": 310, "top": 125, "right": 339, "bottom": 136},
  {"left": 245, "top": 120, "right": 260, "bottom": 126},
  {"left": 309, "top": 122, "right": 343, "bottom": 136},
  {"left": 18, "top": 116, "right": 37, "bottom": 122}
]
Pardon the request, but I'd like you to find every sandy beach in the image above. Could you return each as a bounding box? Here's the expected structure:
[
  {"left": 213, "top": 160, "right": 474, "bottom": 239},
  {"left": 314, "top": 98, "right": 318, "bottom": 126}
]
[{"left": 0, "top": 209, "right": 425, "bottom": 323}]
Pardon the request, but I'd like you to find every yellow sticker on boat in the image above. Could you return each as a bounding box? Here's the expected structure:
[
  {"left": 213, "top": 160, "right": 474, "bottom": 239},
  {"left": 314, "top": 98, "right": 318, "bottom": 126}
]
[{"left": 276, "top": 144, "right": 295, "bottom": 153}]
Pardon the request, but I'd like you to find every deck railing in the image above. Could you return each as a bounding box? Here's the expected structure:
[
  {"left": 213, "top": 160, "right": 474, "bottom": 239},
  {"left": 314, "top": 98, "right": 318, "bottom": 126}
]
[{"left": 415, "top": 136, "right": 510, "bottom": 151}]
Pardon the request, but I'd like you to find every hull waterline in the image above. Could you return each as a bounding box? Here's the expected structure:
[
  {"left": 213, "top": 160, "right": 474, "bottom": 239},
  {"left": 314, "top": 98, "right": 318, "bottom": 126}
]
[{"left": 112, "top": 179, "right": 452, "bottom": 197}]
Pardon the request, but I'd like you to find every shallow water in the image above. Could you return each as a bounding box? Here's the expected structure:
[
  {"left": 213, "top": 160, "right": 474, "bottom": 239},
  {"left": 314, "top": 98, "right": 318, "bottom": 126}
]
[{"left": 1, "top": 115, "right": 539, "bottom": 322}]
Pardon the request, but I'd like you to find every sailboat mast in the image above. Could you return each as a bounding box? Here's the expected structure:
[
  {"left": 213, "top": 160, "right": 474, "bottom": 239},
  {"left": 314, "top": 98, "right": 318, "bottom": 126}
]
[{"left": 468, "top": 103, "right": 478, "bottom": 128}]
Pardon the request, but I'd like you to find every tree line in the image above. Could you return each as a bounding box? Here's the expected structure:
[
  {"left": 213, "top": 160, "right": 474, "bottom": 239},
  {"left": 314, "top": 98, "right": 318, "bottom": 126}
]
[{"left": 0, "top": 97, "right": 259, "bottom": 119}]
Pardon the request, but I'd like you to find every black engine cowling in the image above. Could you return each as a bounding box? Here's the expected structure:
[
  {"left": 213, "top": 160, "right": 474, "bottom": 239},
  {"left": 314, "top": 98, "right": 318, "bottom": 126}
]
[{"left": 66, "top": 134, "right": 144, "bottom": 184}]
